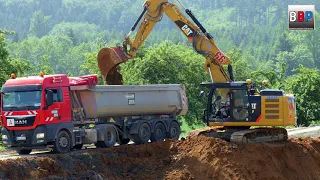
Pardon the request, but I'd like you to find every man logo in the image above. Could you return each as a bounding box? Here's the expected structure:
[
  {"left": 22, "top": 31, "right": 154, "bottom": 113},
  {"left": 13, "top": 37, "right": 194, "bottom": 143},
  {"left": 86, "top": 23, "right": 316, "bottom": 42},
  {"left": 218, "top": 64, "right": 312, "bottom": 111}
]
[{"left": 288, "top": 5, "right": 315, "bottom": 30}]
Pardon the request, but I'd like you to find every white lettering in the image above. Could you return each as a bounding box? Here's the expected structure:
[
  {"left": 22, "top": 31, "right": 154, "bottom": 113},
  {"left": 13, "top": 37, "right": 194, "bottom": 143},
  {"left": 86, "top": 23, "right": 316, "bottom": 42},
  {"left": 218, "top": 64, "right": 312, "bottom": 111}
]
[
  {"left": 181, "top": 25, "right": 193, "bottom": 36},
  {"left": 251, "top": 103, "right": 257, "bottom": 110},
  {"left": 15, "top": 120, "right": 27, "bottom": 125},
  {"left": 289, "top": 12, "right": 297, "bottom": 22},
  {"left": 252, "top": 103, "right": 257, "bottom": 113}
]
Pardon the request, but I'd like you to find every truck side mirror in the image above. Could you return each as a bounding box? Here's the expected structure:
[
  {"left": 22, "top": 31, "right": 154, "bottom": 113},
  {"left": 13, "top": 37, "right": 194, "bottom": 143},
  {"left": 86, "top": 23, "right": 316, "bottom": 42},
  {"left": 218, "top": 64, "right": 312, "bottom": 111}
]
[
  {"left": 200, "top": 91, "right": 204, "bottom": 97},
  {"left": 46, "top": 90, "right": 54, "bottom": 107}
]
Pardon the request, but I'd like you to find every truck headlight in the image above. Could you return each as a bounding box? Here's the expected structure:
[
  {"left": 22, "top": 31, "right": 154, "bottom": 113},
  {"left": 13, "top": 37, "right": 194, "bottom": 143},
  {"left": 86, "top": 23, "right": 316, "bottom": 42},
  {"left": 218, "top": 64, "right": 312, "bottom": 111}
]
[
  {"left": 2, "top": 135, "right": 7, "bottom": 140},
  {"left": 36, "top": 133, "right": 45, "bottom": 139}
]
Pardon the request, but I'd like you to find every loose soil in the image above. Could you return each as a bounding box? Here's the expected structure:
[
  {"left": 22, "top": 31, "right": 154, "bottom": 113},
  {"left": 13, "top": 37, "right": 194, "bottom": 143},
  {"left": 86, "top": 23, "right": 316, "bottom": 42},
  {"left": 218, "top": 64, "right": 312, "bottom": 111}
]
[{"left": 1, "top": 134, "right": 320, "bottom": 180}]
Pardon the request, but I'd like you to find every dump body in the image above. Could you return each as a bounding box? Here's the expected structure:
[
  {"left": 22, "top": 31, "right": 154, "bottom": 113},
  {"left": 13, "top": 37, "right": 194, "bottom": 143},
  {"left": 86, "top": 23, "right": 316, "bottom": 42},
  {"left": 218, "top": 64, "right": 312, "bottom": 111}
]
[{"left": 73, "top": 84, "right": 188, "bottom": 118}]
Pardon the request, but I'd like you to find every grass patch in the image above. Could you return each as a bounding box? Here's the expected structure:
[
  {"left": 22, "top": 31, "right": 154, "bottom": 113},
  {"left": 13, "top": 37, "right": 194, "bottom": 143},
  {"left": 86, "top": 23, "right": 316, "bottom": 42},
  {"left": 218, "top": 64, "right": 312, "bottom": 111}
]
[
  {"left": 0, "top": 145, "right": 5, "bottom": 151},
  {"left": 309, "top": 120, "right": 320, "bottom": 125},
  {"left": 179, "top": 117, "right": 205, "bottom": 138}
]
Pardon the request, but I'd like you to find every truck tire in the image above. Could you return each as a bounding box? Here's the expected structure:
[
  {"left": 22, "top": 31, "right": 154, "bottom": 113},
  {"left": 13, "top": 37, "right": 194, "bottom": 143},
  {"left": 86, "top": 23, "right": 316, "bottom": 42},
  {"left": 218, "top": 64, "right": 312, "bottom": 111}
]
[
  {"left": 53, "top": 130, "right": 71, "bottom": 154},
  {"left": 131, "top": 122, "right": 151, "bottom": 144},
  {"left": 167, "top": 121, "right": 180, "bottom": 140},
  {"left": 16, "top": 149, "right": 32, "bottom": 155},
  {"left": 150, "top": 122, "right": 166, "bottom": 142},
  {"left": 96, "top": 126, "right": 117, "bottom": 148}
]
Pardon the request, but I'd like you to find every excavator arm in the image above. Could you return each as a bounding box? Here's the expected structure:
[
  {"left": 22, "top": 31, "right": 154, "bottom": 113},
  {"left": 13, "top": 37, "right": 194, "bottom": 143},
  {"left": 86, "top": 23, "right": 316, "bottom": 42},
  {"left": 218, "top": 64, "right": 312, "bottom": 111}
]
[{"left": 97, "top": 0, "right": 234, "bottom": 85}]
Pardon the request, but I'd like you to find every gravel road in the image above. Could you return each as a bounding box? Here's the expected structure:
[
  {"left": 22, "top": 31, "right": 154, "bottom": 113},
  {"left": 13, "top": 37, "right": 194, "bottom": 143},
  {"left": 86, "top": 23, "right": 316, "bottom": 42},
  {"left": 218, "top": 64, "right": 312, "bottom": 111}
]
[{"left": 287, "top": 124, "right": 320, "bottom": 138}]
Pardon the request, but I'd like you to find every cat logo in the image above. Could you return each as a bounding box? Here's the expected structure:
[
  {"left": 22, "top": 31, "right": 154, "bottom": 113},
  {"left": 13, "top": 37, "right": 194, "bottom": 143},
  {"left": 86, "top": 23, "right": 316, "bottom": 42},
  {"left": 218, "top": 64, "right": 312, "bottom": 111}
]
[
  {"left": 181, "top": 24, "right": 193, "bottom": 36},
  {"left": 251, "top": 103, "right": 257, "bottom": 110},
  {"left": 249, "top": 103, "right": 257, "bottom": 113}
]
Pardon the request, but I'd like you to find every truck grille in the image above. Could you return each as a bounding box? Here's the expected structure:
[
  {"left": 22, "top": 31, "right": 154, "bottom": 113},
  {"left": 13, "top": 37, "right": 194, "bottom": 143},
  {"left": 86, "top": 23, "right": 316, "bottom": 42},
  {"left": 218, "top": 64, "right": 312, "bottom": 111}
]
[{"left": 6, "top": 115, "right": 36, "bottom": 127}]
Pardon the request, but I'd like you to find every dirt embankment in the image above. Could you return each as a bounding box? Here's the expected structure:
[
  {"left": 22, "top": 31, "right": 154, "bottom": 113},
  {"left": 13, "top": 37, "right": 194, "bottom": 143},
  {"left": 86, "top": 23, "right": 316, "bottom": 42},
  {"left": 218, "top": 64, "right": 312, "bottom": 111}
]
[{"left": 1, "top": 135, "right": 320, "bottom": 180}]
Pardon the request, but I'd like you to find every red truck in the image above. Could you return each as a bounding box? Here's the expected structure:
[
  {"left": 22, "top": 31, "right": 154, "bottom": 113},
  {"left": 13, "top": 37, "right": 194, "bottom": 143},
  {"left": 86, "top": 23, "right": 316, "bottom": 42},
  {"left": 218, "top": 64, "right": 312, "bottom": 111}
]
[{"left": 1, "top": 73, "right": 188, "bottom": 154}]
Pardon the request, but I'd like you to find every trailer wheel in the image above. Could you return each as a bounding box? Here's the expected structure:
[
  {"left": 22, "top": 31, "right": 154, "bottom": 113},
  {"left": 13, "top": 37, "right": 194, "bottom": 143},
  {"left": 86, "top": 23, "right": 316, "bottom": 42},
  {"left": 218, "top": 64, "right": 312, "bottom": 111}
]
[
  {"left": 150, "top": 122, "right": 166, "bottom": 142},
  {"left": 167, "top": 121, "right": 180, "bottom": 140},
  {"left": 16, "top": 149, "right": 32, "bottom": 155},
  {"left": 131, "top": 122, "right": 151, "bottom": 144},
  {"left": 53, "top": 130, "right": 71, "bottom": 154}
]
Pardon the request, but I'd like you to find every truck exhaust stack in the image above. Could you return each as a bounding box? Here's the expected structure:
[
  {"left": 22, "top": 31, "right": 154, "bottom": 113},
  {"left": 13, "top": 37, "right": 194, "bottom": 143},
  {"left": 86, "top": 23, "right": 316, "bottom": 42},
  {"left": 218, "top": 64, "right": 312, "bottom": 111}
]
[{"left": 97, "top": 47, "right": 128, "bottom": 85}]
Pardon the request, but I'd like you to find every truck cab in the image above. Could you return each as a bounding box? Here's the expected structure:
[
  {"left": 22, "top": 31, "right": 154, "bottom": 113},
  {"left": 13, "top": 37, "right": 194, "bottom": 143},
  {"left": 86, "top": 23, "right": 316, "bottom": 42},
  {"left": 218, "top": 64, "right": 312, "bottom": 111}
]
[{"left": 1, "top": 73, "right": 75, "bottom": 154}]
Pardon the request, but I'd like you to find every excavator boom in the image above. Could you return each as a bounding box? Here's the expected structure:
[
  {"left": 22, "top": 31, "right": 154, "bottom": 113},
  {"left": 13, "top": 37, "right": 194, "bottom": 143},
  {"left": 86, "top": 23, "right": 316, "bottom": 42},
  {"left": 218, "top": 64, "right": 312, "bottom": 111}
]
[{"left": 97, "top": 0, "right": 233, "bottom": 85}]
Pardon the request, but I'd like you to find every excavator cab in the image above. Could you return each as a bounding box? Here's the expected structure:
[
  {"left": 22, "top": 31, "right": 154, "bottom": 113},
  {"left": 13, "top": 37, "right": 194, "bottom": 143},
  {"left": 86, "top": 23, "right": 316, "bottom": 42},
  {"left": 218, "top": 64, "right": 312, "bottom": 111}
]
[
  {"left": 200, "top": 82, "right": 254, "bottom": 126},
  {"left": 198, "top": 81, "right": 291, "bottom": 144}
]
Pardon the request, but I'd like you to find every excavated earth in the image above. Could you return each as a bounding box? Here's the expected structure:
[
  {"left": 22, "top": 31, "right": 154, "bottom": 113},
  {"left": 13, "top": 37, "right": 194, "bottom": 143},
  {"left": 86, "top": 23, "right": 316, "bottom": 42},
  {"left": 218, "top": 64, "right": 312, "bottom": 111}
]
[{"left": 1, "top": 134, "right": 320, "bottom": 180}]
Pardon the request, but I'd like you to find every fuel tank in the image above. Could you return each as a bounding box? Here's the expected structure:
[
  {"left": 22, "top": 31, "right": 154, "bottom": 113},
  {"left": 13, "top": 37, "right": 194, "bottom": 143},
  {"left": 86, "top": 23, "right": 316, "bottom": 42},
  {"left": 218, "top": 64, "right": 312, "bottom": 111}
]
[{"left": 74, "top": 84, "right": 188, "bottom": 118}]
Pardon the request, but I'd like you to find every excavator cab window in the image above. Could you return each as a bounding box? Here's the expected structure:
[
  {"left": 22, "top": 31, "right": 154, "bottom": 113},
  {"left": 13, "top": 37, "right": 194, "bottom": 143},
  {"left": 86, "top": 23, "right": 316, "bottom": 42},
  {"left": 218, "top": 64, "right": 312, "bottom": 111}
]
[
  {"left": 203, "top": 84, "right": 252, "bottom": 123},
  {"left": 205, "top": 88, "right": 230, "bottom": 122},
  {"left": 230, "top": 89, "right": 250, "bottom": 121}
]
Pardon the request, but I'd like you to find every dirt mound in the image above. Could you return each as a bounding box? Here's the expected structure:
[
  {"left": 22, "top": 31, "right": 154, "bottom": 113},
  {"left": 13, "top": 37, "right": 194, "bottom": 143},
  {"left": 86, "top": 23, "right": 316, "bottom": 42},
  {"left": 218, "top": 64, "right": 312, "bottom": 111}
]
[
  {"left": 168, "top": 135, "right": 320, "bottom": 180},
  {"left": 1, "top": 135, "right": 320, "bottom": 180}
]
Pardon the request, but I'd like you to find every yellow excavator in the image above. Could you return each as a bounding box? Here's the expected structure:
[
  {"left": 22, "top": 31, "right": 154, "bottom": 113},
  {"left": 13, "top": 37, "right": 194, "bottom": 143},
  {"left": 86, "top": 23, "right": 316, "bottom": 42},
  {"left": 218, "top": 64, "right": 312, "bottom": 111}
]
[{"left": 97, "top": 0, "right": 297, "bottom": 144}]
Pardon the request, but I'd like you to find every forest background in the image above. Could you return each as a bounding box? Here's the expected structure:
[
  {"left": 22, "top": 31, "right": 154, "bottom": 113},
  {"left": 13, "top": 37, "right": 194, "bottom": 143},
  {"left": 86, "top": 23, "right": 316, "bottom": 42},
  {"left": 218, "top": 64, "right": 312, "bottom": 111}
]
[{"left": 0, "top": 0, "right": 319, "bottom": 138}]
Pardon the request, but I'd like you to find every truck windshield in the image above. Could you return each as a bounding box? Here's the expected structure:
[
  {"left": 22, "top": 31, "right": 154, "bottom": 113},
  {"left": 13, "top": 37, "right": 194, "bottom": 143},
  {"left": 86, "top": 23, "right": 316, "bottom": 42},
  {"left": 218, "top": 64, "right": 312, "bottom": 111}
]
[{"left": 2, "top": 90, "right": 42, "bottom": 111}]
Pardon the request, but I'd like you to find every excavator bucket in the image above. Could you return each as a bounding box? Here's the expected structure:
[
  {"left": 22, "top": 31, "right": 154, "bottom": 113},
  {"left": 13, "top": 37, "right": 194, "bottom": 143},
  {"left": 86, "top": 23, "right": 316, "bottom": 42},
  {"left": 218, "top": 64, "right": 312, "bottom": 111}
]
[{"left": 97, "top": 47, "right": 128, "bottom": 85}]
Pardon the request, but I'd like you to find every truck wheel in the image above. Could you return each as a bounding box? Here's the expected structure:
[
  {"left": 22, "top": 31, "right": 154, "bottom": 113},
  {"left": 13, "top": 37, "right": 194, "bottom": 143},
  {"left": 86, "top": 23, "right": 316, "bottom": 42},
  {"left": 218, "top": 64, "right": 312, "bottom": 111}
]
[
  {"left": 53, "top": 130, "right": 71, "bottom": 154},
  {"left": 131, "top": 122, "right": 151, "bottom": 144},
  {"left": 150, "top": 122, "right": 166, "bottom": 142},
  {"left": 16, "top": 149, "right": 32, "bottom": 155},
  {"left": 167, "top": 121, "right": 180, "bottom": 140},
  {"left": 97, "top": 126, "right": 117, "bottom": 148}
]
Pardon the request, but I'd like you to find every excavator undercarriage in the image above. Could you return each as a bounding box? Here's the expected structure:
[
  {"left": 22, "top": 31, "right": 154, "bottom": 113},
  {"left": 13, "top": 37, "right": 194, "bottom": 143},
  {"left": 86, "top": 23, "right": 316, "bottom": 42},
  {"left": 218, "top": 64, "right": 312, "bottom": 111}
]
[{"left": 190, "top": 127, "right": 288, "bottom": 144}]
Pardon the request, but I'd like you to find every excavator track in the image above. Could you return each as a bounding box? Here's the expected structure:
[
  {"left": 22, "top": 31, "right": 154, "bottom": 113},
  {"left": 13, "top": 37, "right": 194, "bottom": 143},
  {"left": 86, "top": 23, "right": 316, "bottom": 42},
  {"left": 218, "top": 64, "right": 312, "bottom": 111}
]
[
  {"left": 190, "top": 127, "right": 288, "bottom": 144},
  {"left": 230, "top": 128, "right": 288, "bottom": 144}
]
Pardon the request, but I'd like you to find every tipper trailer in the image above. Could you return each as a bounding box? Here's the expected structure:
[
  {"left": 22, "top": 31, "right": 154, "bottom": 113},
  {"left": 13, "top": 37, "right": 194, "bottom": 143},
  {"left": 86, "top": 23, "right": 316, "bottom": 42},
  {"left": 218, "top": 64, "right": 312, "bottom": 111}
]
[{"left": 1, "top": 73, "right": 188, "bottom": 154}]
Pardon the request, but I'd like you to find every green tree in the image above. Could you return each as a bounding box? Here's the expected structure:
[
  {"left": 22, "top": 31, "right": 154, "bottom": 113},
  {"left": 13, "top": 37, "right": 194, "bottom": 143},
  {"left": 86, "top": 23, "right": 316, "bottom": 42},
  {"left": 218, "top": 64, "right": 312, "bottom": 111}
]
[
  {"left": 29, "top": 11, "right": 51, "bottom": 38},
  {"left": 36, "top": 55, "right": 55, "bottom": 75},
  {"left": 0, "top": 30, "right": 32, "bottom": 85},
  {"left": 67, "top": 28, "right": 78, "bottom": 46},
  {"left": 80, "top": 51, "right": 105, "bottom": 85},
  {"left": 251, "top": 61, "right": 286, "bottom": 89},
  {"left": 226, "top": 46, "right": 252, "bottom": 81},
  {"left": 285, "top": 65, "right": 320, "bottom": 126}
]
